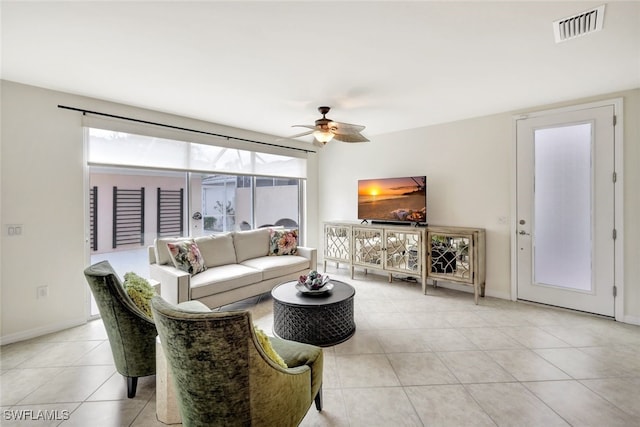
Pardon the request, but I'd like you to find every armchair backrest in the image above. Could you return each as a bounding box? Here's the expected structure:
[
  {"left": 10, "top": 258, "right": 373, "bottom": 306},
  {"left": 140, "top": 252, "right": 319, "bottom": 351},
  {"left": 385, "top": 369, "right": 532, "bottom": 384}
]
[
  {"left": 84, "top": 261, "right": 156, "bottom": 378},
  {"left": 151, "top": 296, "right": 315, "bottom": 427},
  {"left": 151, "top": 296, "right": 254, "bottom": 425}
]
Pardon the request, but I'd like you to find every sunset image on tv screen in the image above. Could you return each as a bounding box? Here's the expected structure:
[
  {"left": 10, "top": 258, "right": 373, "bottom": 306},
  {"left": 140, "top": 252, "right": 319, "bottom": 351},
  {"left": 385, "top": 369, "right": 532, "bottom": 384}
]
[{"left": 358, "top": 176, "right": 426, "bottom": 222}]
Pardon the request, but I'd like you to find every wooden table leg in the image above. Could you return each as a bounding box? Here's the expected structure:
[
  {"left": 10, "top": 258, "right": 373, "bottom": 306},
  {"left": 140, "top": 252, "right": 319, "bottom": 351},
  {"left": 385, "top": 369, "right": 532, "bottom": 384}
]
[{"left": 156, "top": 338, "right": 181, "bottom": 424}]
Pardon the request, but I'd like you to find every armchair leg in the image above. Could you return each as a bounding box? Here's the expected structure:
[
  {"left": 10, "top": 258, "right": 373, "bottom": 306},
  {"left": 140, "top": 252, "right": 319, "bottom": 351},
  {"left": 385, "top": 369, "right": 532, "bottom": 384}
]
[
  {"left": 314, "top": 385, "right": 323, "bottom": 411},
  {"left": 127, "top": 376, "right": 138, "bottom": 398}
]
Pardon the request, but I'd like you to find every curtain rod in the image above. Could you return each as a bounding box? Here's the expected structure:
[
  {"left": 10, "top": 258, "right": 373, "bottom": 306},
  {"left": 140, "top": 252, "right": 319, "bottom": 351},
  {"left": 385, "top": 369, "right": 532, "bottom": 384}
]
[{"left": 57, "top": 104, "right": 314, "bottom": 154}]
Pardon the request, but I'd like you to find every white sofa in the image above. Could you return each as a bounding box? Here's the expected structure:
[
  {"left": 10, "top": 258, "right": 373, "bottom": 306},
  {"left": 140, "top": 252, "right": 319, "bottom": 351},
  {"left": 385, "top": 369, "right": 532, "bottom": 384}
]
[{"left": 148, "top": 228, "right": 316, "bottom": 308}]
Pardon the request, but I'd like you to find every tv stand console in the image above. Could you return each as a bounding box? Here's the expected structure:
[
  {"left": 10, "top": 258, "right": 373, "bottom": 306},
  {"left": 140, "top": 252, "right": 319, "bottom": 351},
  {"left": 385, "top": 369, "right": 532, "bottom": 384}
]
[{"left": 323, "top": 222, "right": 486, "bottom": 304}]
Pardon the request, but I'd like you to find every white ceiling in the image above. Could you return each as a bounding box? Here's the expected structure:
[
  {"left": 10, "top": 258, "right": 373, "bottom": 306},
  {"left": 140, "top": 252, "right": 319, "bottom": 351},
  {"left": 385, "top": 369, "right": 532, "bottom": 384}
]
[{"left": 2, "top": 1, "right": 639, "bottom": 143}]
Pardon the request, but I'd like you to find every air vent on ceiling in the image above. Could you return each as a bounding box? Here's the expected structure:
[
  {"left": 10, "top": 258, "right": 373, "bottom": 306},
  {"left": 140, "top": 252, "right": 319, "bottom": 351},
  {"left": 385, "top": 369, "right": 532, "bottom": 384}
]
[{"left": 553, "top": 4, "right": 605, "bottom": 43}]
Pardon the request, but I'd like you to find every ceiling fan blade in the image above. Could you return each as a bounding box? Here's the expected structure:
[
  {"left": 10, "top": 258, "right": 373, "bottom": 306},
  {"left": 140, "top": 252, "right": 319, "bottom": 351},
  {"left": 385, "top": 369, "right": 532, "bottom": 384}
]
[
  {"left": 332, "top": 132, "right": 370, "bottom": 143},
  {"left": 330, "top": 121, "right": 366, "bottom": 134},
  {"left": 292, "top": 124, "right": 317, "bottom": 130},
  {"left": 288, "top": 129, "right": 315, "bottom": 139}
]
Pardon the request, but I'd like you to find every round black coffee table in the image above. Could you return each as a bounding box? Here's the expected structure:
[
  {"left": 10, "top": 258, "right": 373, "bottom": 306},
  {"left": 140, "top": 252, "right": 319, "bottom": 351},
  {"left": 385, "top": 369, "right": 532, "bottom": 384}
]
[{"left": 271, "top": 280, "right": 356, "bottom": 347}]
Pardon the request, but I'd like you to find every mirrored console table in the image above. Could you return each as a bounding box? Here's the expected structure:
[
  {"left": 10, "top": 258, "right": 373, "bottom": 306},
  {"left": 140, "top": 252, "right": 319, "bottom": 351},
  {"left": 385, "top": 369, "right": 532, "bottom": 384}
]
[{"left": 323, "top": 222, "right": 486, "bottom": 304}]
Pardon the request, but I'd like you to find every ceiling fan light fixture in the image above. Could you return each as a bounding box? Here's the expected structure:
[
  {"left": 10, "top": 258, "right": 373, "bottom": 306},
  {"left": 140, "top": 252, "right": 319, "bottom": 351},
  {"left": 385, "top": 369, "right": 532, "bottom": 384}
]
[
  {"left": 313, "top": 129, "right": 334, "bottom": 143},
  {"left": 290, "top": 106, "right": 367, "bottom": 146}
]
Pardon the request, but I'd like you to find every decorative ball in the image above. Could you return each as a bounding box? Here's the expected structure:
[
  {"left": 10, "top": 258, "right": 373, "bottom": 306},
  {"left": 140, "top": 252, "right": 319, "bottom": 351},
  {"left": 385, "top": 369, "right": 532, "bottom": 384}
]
[{"left": 298, "top": 270, "right": 329, "bottom": 290}]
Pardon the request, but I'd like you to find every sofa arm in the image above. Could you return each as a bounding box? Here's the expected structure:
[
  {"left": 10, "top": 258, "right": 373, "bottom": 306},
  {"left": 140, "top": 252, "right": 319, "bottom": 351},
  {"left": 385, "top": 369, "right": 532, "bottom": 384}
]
[
  {"left": 148, "top": 245, "right": 157, "bottom": 264},
  {"left": 296, "top": 247, "right": 317, "bottom": 270},
  {"left": 150, "top": 264, "right": 191, "bottom": 304}
]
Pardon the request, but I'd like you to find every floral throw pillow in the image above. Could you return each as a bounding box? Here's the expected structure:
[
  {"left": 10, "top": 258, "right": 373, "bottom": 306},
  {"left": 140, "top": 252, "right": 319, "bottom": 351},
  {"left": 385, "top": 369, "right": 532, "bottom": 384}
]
[
  {"left": 269, "top": 228, "right": 298, "bottom": 256},
  {"left": 167, "top": 239, "right": 207, "bottom": 275}
]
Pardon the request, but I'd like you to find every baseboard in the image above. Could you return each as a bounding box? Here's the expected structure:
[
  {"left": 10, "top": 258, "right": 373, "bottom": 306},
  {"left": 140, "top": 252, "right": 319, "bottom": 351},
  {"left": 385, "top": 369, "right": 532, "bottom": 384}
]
[
  {"left": 0, "top": 317, "right": 87, "bottom": 345},
  {"left": 429, "top": 280, "right": 512, "bottom": 301},
  {"left": 622, "top": 314, "right": 640, "bottom": 326}
]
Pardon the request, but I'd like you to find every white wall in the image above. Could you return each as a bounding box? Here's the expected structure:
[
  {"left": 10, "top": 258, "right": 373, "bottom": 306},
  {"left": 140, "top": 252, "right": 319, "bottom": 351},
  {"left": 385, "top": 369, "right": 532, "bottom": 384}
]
[
  {"left": 317, "top": 89, "right": 640, "bottom": 323},
  {"left": 0, "top": 80, "right": 320, "bottom": 343},
  {"left": 1, "top": 82, "right": 87, "bottom": 342},
  {"left": 318, "top": 113, "right": 513, "bottom": 299}
]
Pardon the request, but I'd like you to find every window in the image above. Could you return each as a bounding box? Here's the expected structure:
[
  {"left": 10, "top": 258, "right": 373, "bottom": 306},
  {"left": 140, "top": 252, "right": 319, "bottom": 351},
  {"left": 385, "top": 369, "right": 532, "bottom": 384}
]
[
  {"left": 87, "top": 129, "right": 307, "bottom": 178},
  {"left": 200, "top": 174, "right": 301, "bottom": 232},
  {"left": 202, "top": 174, "right": 240, "bottom": 232},
  {"left": 86, "top": 128, "right": 306, "bottom": 280}
]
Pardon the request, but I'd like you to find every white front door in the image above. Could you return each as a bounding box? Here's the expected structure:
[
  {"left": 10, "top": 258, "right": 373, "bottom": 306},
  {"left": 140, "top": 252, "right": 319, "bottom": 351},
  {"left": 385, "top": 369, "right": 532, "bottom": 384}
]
[{"left": 515, "top": 103, "right": 618, "bottom": 317}]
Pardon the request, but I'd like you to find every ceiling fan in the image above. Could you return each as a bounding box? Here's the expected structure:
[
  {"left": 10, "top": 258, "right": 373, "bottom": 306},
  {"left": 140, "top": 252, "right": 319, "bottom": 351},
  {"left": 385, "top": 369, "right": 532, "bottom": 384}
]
[{"left": 290, "top": 106, "right": 369, "bottom": 146}]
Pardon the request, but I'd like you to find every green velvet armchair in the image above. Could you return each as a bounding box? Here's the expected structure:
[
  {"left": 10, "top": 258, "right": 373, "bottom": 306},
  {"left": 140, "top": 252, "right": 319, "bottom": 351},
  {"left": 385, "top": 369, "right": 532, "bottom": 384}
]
[
  {"left": 151, "top": 295, "right": 323, "bottom": 427},
  {"left": 84, "top": 261, "right": 157, "bottom": 398}
]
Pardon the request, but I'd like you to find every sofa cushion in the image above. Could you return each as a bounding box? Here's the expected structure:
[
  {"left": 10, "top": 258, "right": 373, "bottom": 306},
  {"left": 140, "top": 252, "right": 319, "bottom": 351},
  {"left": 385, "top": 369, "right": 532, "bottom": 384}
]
[
  {"left": 241, "top": 255, "right": 310, "bottom": 281},
  {"left": 195, "top": 233, "right": 237, "bottom": 267},
  {"left": 233, "top": 228, "right": 270, "bottom": 263},
  {"left": 167, "top": 240, "right": 207, "bottom": 275},
  {"left": 155, "top": 237, "right": 192, "bottom": 266},
  {"left": 269, "top": 228, "right": 298, "bottom": 256},
  {"left": 189, "top": 264, "right": 263, "bottom": 299}
]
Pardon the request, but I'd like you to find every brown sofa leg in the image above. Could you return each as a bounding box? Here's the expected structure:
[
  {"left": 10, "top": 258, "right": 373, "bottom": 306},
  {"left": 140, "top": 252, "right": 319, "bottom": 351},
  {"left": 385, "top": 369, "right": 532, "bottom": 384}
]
[
  {"left": 314, "top": 385, "right": 323, "bottom": 411},
  {"left": 127, "top": 376, "right": 138, "bottom": 398}
]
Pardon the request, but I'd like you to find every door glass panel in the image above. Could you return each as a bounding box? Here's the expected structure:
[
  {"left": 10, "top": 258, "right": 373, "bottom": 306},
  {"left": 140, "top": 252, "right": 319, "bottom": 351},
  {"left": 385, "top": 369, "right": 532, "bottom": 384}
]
[
  {"left": 201, "top": 175, "right": 246, "bottom": 232},
  {"left": 254, "top": 177, "right": 300, "bottom": 229},
  {"left": 534, "top": 123, "right": 592, "bottom": 291},
  {"left": 89, "top": 167, "right": 187, "bottom": 316},
  {"left": 88, "top": 129, "right": 307, "bottom": 319},
  {"left": 200, "top": 175, "right": 301, "bottom": 233}
]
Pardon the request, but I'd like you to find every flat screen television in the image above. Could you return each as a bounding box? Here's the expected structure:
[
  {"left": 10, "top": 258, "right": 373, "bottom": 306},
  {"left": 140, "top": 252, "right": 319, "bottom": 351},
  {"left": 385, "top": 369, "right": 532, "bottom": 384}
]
[{"left": 357, "top": 176, "right": 427, "bottom": 224}]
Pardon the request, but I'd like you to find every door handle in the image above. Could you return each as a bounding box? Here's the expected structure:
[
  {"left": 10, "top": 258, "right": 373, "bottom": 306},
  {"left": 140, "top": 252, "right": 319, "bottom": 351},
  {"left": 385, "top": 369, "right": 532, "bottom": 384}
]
[{"left": 518, "top": 230, "right": 530, "bottom": 235}]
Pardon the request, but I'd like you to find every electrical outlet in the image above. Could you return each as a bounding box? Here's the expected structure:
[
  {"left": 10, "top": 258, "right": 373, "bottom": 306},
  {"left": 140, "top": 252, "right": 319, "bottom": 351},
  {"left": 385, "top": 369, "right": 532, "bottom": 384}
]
[
  {"left": 37, "top": 285, "right": 49, "bottom": 299},
  {"left": 6, "top": 224, "right": 23, "bottom": 236}
]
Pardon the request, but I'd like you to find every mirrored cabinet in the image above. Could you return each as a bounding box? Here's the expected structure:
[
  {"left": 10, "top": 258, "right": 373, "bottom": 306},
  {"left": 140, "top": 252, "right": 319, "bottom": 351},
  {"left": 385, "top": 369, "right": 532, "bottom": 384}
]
[
  {"left": 323, "top": 223, "right": 352, "bottom": 270},
  {"left": 325, "top": 222, "right": 426, "bottom": 290},
  {"left": 324, "top": 222, "right": 486, "bottom": 304},
  {"left": 426, "top": 226, "right": 486, "bottom": 304}
]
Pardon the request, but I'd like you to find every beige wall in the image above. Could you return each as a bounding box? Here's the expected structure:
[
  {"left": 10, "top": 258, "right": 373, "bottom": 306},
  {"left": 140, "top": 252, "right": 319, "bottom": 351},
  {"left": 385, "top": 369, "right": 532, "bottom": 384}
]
[
  {"left": 318, "top": 88, "right": 640, "bottom": 324},
  {"left": 619, "top": 90, "right": 640, "bottom": 321},
  {"left": 1, "top": 80, "right": 637, "bottom": 344},
  {"left": 0, "top": 80, "right": 319, "bottom": 343},
  {"left": 318, "top": 113, "right": 513, "bottom": 299},
  {"left": 1, "top": 82, "right": 87, "bottom": 342}
]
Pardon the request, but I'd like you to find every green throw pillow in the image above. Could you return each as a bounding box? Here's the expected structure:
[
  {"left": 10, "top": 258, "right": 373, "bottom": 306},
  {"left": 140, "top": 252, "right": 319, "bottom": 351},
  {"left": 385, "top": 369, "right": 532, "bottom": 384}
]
[
  {"left": 254, "top": 327, "right": 288, "bottom": 368},
  {"left": 123, "top": 272, "right": 155, "bottom": 319}
]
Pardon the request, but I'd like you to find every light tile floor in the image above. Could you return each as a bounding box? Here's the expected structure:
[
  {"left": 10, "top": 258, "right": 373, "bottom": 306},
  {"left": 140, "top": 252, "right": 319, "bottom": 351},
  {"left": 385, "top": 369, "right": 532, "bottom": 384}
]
[{"left": 2, "top": 268, "right": 640, "bottom": 426}]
